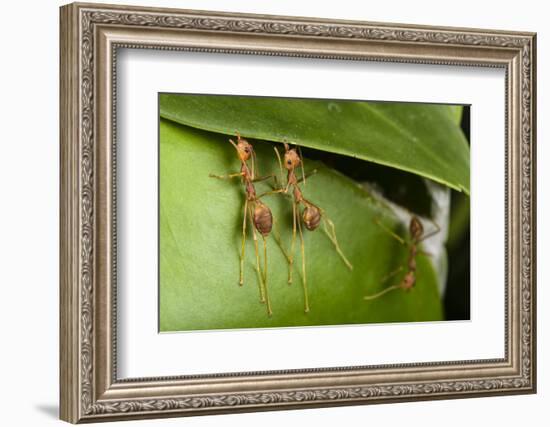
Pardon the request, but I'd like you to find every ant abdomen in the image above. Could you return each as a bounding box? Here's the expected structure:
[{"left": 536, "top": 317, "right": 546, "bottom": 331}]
[
  {"left": 253, "top": 202, "right": 273, "bottom": 237},
  {"left": 302, "top": 205, "right": 321, "bottom": 231}
]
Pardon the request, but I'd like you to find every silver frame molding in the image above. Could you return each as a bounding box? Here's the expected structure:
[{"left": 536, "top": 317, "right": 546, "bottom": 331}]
[{"left": 60, "top": 2, "right": 536, "bottom": 423}]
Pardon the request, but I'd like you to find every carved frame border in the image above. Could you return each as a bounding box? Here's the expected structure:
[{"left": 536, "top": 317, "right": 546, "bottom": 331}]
[{"left": 60, "top": 2, "right": 536, "bottom": 423}]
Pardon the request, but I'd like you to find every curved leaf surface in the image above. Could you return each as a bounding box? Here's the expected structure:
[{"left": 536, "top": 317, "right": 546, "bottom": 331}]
[
  {"left": 160, "top": 94, "right": 470, "bottom": 194},
  {"left": 159, "top": 120, "right": 444, "bottom": 331}
]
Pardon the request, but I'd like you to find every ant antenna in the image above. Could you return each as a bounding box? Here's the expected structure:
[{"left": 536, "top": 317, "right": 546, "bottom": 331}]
[
  {"left": 250, "top": 146, "right": 257, "bottom": 179},
  {"left": 283, "top": 141, "right": 290, "bottom": 152},
  {"left": 228, "top": 138, "right": 239, "bottom": 152},
  {"left": 297, "top": 145, "right": 306, "bottom": 186},
  {"left": 363, "top": 284, "right": 401, "bottom": 301},
  {"left": 273, "top": 146, "right": 284, "bottom": 187}
]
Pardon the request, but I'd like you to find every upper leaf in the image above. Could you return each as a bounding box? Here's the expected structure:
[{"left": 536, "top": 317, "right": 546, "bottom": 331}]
[{"left": 160, "top": 94, "right": 470, "bottom": 194}]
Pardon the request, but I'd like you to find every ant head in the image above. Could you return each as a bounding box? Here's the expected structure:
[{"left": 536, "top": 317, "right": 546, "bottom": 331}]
[
  {"left": 409, "top": 216, "right": 424, "bottom": 240},
  {"left": 283, "top": 146, "right": 301, "bottom": 170},
  {"left": 230, "top": 133, "right": 253, "bottom": 162}
]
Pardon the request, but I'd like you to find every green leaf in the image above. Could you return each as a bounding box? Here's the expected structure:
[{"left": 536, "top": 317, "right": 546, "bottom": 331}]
[
  {"left": 160, "top": 94, "right": 470, "bottom": 194},
  {"left": 159, "top": 120, "right": 443, "bottom": 331},
  {"left": 446, "top": 105, "right": 464, "bottom": 126}
]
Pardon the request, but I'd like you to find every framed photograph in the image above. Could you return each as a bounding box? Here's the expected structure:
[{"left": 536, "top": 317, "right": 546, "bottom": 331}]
[{"left": 60, "top": 2, "right": 536, "bottom": 423}]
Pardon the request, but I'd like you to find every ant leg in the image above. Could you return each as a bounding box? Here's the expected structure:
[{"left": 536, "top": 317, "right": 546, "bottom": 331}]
[
  {"left": 262, "top": 235, "right": 267, "bottom": 284},
  {"left": 321, "top": 216, "right": 353, "bottom": 271},
  {"left": 418, "top": 219, "right": 441, "bottom": 243},
  {"left": 253, "top": 174, "right": 281, "bottom": 194},
  {"left": 296, "top": 207, "right": 309, "bottom": 313},
  {"left": 251, "top": 174, "right": 275, "bottom": 183},
  {"left": 271, "top": 217, "right": 291, "bottom": 263},
  {"left": 256, "top": 188, "right": 285, "bottom": 199},
  {"left": 239, "top": 199, "right": 248, "bottom": 286},
  {"left": 262, "top": 235, "right": 272, "bottom": 316},
  {"left": 250, "top": 149, "right": 271, "bottom": 185},
  {"left": 288, "top": 201, "right": 298, "bottom": 285},
  {"left": 272, "top": 217, "right": 307, "bottom": 287},
  {"left": 364, "top": 284, "right": 402, "bottom": 301},
  {"left": 297, "top": 146, "right": 306, "bottom": 186},
  {"left": 374, "top": 218, "right": 407, "bottom": 246},
  {"left": 248, "top": 205, "right": 266, "bottom": 304},
  {"left": 296, "top": 169, "right": 318, "bottom": 184},
  {"left": 273, "top": 146, "right": 285, "bottom": 190},
  {"left": 379, "top": 265, "right": 404, "bottom": 283},
  {"left": 251, "top": 149, "right": 258, "bottom": 179},
  {"left": 265, "top": 190, "right": 293, "bottom": 202},
  {"left": 209, "top": 172, "right": 243, "bottom": 180}
]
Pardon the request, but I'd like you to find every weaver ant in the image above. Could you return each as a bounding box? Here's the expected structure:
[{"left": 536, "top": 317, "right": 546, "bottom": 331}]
[
  {"left": 273, "top": 142, "right": 353, "bottom": 313},
  {"left": 209, "top": 132, "right": 277, "bottom": 316},
  {"left": 364, "top": 215, "right": 440, "bottom": 301}
]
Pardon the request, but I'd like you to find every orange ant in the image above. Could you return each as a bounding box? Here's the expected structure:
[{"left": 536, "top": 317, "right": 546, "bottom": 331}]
[
  {"left": 364, "top": 215, "right": 440, "bottom": 301},
  {"left": 209, "top": 132, "right": 276, "bottom": 316},
  {"left": 273, "top": 142, "right": 352, "bottom": 313}
]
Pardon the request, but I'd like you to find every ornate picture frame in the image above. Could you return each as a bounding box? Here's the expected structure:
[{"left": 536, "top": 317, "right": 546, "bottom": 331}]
[{"left": 60, "top": 2, "right": 536, "bottom": 423}]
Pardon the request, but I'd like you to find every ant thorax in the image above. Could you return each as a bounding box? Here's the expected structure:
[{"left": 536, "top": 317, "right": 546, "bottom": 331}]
[
  {"left": 245, "top": 180, "right": 256, "bottom": 201},
  {"left": 286, "top": 168, "right": 298, "bottom": 188},
  {"left": 240, "top": 161, "right": 251, "bottom": 178},
  {"left": 292, "top": 185, "right": 302, "bottom": 202},
  {"left": 402, "top": 271, "right": 416, "bottom": 290},
  {"left": 409, "top": 217, "right": 424, "bottom": 241}
]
